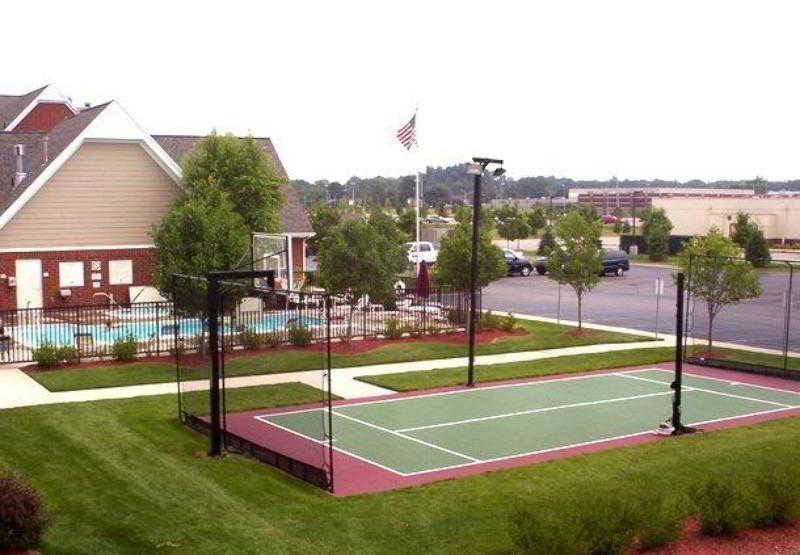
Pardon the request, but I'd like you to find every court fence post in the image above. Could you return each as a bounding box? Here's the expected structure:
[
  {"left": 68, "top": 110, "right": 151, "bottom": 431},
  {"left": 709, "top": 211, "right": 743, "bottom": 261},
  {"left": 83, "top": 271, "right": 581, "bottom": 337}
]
[
  {"left": 207, "top": 275, "right": 223, "bottom": 456},
  {"left": 671, "top": 272, "right": 695, "bottom": 435},
  {"left": 326, "top": 294, "right": 335, "bottom": 493}
]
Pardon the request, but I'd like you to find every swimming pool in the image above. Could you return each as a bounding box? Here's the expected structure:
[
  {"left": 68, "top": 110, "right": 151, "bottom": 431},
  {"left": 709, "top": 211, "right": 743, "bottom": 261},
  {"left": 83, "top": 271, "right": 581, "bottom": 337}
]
[{"left": 13, "top": 313, "right": 321, "bottom": 349}]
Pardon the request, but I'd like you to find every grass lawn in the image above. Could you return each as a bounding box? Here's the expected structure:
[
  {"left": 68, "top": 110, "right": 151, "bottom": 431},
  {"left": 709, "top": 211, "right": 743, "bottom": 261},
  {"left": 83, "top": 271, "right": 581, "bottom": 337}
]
[
  {"left": 358, "top": 347, "right": 676, "bottom": 391},
  {"left": 686, "top": 345, "right": 800, "bottom": 371},
  {"left": 3, "top": 385, "right": 800, "bottom": 553},
  {"left": 27, "top": 319, "right": 652, "bottom": 392}
]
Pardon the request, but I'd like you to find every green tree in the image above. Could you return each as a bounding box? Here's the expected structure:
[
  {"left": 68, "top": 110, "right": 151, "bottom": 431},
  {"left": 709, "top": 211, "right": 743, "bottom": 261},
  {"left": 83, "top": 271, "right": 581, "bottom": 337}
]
[
  {"left": 308, "top": 203, "right": 342, "bottom": 255},
  {"left": 526, "top": 207, "right": 547, "bottom": 236},
  {"left": 537, "top": 226, "right": 557, "bottom": 256},
  {"left": 396, "top": 208, "right": 417, "bottom": 240},
  {"left": 676, "top": 229, "right": 762, "bottom": 348},
  {"left": 152, "top": 185, "right": 251, "bottom": 354},
  {"left": 182, "top": 132, "right": 284, "bottom": 232},
  {"left": 642, "top": 208, "right": 673, "bottom": 262},
  {"left": 434, "top": 222, "right": 506, "bottom": 290},
  {"left": 319, "top": 219, "right": 406, "bottom": 337},
  {"left": 495, "top": 204, "right": 532, "bottom": 248},
  {"left": 546, "top": 212, "right": 603, "bottom": 329},
  {"left": 369, "top": 211, "right": 408, "bottom": 270},
  {"left": 732, "top": 212, "right": 771, "bottom": 267}
]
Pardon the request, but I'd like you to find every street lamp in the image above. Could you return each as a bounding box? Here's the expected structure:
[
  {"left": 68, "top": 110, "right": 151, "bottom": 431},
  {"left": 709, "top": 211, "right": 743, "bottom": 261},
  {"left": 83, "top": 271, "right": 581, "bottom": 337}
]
[{"left": 466, "top": 157, "right": 504, "bottom": 387}]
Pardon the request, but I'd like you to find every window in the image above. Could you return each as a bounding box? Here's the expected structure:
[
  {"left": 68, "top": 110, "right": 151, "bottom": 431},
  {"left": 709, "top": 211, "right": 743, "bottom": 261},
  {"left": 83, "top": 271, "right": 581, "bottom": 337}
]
[
  {"left": 109, "top": 260, "right": 133, "bottom": 285},
  {"left": 59, "top": 262, "right": 84, "bottom": 288}
]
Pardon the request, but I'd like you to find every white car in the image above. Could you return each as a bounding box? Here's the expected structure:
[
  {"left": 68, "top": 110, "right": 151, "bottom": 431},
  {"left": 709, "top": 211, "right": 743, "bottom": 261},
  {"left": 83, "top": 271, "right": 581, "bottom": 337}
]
[{"left": 405, "top": 241, "right": 438, "bottom": 264}]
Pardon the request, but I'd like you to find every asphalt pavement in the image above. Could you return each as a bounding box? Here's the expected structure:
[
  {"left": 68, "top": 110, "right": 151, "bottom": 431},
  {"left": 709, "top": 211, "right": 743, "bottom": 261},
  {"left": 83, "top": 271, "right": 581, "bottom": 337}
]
[{"left": 483, "top": 265, "right": 800, "bottom": 352}]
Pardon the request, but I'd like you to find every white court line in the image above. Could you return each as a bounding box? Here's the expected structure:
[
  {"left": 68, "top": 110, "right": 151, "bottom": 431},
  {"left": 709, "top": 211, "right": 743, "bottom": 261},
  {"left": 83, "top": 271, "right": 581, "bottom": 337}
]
[
  {"left": 616, "top": 372, "right": 796, "bottom": 408},
  {"left": 331, "top": 411, "right": 480, "bottom": 462},
  {"left": 395, "top": 391, "right": 674, "bottom": 433},
  {"left": 628, "top": 367, "right": 800, "bottom": 397}
]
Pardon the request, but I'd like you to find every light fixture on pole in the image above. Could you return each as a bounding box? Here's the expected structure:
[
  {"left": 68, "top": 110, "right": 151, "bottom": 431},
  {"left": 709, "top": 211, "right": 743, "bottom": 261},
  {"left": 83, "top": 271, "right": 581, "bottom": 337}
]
[{"left": 466, "top": 156, "right": 504, "bottom": 387}]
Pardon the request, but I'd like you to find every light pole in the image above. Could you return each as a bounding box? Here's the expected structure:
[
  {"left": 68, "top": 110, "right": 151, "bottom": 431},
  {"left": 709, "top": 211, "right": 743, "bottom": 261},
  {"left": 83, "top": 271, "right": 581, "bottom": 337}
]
[{"left": 466, "top": 157, "right": 504, "bottom": 387}]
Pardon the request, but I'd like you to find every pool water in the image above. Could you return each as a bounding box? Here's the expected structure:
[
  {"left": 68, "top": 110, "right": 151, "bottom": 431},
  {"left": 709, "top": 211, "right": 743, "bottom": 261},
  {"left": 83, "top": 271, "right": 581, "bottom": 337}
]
[{"left": 14, "top": 313, "right": 320, "bottom": 349}]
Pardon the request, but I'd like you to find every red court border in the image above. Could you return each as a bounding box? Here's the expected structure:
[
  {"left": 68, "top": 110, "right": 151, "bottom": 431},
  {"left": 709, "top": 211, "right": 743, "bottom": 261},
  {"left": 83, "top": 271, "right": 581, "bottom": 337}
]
[{"left": 222, "top": 363, "right": 800, "bottom": 496}]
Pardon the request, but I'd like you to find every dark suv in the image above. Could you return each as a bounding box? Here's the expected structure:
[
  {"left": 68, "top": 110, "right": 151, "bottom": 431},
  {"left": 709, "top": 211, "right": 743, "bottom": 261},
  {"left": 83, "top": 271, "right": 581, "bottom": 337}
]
[
  {"left": 503, "top": 249, "right": 534, "bottom": 277},
  {"left": 534, "top": 249, "right": 630, "bottom": 277}
]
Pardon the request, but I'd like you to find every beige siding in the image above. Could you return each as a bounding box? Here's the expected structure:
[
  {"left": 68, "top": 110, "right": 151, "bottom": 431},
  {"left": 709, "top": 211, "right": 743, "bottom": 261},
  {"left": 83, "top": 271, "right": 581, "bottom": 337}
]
[
  {"left": 0, "top": 142, "right": 182, "bottom": 248},
  {"left": 653, "top": 197, "right": 800, "bottom": 240}
]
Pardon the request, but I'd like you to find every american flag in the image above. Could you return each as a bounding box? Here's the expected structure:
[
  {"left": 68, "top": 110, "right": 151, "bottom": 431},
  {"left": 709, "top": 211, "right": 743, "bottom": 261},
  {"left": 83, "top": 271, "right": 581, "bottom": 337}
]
[{"left": 396, "top": 113, "right": 417, "bottom": 150}]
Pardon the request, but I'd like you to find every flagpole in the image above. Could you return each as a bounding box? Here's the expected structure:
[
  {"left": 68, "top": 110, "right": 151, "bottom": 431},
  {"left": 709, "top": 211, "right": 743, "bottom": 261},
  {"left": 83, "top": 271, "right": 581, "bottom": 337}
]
[{"left": 414, "top": 106, "right": 421, "bottom": 276}]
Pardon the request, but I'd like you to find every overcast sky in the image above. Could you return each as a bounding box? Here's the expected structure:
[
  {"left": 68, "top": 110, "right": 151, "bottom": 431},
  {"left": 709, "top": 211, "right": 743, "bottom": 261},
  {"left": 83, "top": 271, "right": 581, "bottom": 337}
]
[{"left": 5, "top": 1, "right": 800, "bottom": 183}]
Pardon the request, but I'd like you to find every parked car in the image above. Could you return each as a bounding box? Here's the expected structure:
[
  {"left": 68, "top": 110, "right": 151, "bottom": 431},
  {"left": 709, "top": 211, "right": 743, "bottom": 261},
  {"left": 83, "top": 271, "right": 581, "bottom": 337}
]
[
  {"left": 405, "top": 241, "right": 438, "bottom": 264},
  {"left": 503, "top": 248, "right": 534, "bottom": 276},
  {"left": 534, "top": 249, "right": 630, "bottom": 277},
  {"left": 601, "top": 214, "right": 619, "bottom": 224}
]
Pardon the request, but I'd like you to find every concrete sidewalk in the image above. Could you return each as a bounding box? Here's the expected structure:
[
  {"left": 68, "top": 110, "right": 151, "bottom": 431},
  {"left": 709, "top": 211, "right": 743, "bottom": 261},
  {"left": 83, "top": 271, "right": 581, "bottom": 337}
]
[{"left": 0, "top": 311, "right": 791, "bottom": 410}]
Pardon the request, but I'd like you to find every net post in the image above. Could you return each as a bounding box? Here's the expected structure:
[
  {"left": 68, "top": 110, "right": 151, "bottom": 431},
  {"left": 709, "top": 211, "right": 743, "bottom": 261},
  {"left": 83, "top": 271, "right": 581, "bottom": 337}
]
[
  {"left": 207, "top": 275, "right": 223, "bottom": 456},
  {"left": 671, "top": 272, "right": 695, "bottom": 435}
]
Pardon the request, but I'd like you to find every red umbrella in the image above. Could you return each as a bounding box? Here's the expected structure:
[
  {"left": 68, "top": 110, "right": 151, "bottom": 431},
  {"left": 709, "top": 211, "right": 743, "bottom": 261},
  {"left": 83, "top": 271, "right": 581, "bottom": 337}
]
[{"left": 416, "top": 262, "right": 431, "bottom": 298}]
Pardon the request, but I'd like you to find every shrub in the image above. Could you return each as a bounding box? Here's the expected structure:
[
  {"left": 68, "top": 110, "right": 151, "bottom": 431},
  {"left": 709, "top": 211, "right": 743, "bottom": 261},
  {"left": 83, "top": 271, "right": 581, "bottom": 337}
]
[
  {"left": 753, "top": 467, "right": 800, "bottom": 527},
  {"left": 479, "top": 312, "right": 502, "bottom": 330},
  {"left": 695, "top": 477, "right": 754, "bottom": 536},
  {"left": 635, "top": 495, "right": 687, "bottom": 550},
  {"left": 240, "top": 329, "right": 263, "bottom": 351},
  {"left": 111, "top": 334, "right": 137, "bottom": 361},
  {"left": 287, "top": 324, "right": 312, "bottom": 347},
  {"left": 578, "top": 497, "right": 640, "bottom": 555},
  {"left": 265, "top": 332, "right": 283, "bottom": 348},
  {"left": 0, "top": 474, "right": 48, "bottom": 550},
  {"left": 32, "top": 343, "right": 78, "bottom": 367},
  {"left": 446, "top": 308, "right": 469, "bottom": 326},
  {"left": 510, "top": 507, "right": 585, "bottom": 554},
  {"left": 499, "top": 313, "right": 517, "bottom": 332},
  {"left": 385, "top": 318, "right": 403, "bottom": 340}
]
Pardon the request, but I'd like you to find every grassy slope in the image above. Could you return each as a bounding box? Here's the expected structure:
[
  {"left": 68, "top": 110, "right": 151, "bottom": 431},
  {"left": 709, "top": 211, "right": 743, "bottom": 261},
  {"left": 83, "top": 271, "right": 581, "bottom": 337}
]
[
  {"left": 686, "top": 345, "right": 800, "bottom": 371},
  {"left": 2, "top": 388, "right": 800, "bottom": 553},
  {"left": 27, "top": 320, "right": 651, "bottom": 392},
  {"left": 358, "top": 347, "right": 676, "bottom": 391}
]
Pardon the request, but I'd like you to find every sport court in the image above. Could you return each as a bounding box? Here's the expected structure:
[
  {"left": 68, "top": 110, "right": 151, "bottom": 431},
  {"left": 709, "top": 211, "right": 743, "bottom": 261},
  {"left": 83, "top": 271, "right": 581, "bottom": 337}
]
[{"left": 234, "top": 367, "right": 800, "bottom": 494}]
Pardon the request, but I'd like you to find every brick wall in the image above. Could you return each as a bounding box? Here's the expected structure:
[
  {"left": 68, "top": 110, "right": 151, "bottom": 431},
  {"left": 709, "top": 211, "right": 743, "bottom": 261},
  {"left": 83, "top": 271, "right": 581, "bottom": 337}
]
[
  {"left": 0, "top": 248, "right": 157, "bottom": 311},
  {"left": 13, "top": 103, "right": 75, "bottom": 132}
]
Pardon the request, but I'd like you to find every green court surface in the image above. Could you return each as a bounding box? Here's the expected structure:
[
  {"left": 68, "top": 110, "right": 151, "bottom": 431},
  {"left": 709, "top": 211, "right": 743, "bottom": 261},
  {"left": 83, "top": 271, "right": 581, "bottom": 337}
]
[{"left": 257, "top": 369, "right": 800, "bottom": 476}]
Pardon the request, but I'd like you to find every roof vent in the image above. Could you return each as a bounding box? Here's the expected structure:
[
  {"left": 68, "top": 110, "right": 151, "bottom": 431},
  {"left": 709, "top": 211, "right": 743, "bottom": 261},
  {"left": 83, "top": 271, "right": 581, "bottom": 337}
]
[{"left": 13, "top": 144, "right": 27, "bottom": 189}]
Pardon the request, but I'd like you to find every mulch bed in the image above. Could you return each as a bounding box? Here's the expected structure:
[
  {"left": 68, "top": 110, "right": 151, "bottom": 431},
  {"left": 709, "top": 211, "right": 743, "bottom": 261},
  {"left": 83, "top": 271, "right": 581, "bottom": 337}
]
[
  {"left": 26, "top": 328, "right": 526, "bottom": 372},
  {"left": 639, "top": 518, "right": 800, "bottom": 554}
]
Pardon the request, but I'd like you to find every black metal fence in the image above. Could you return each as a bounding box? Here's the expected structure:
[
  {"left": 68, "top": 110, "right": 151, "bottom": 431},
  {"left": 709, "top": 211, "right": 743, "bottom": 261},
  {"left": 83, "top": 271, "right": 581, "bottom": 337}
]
[
  {"left": 2, "top": 283, "right": 476, "bottom": 364},
  {"left": 684, "top": 257, "right": 800, "bottom": 377}
]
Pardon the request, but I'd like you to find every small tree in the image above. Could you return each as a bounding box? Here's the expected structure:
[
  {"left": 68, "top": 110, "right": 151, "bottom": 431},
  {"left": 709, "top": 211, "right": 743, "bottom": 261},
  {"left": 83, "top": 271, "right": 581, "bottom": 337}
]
[
  {"left": 319, "top": 219, "right": 406, "bottom": 337},
  {"left": 526, "top": 207, "right": 547, "bottom": 237},
  {"left": 732, "top": 212, "right": 771, "bottom": 267},
  {"left": 397, "top": 208, "right": 417, "bottom": 239},
  {"left": 537, "top": 226, "right": 557, "bottom": 256},
  {"left": 495, "top": 204, "right": 532, "bottom": 248},
  {"left": 676, "top": 229, "right": 762, "bottom": 348},
  {"left": 642, "top": 208, "right": 673, "bottom": 262},
  {"left": 547, "top": 212, "right": 603, "bottom": 330},
  {"left": 434, "top": 222, "right": 506, "bottom": 290},
  {"left": 181, "top": 133, "right": 284, "bottom": 233}
]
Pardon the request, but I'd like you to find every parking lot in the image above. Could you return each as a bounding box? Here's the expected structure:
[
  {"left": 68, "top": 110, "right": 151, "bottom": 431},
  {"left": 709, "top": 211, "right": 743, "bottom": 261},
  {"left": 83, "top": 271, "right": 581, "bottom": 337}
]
[{"left": 484, "top": 265, "right": 800, "bottom": 352}]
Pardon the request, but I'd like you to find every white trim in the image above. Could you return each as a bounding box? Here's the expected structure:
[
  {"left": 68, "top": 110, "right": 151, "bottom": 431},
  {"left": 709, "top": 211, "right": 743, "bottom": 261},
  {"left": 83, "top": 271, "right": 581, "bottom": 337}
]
[
  {"left": 4, "top": 85, "right": 78, "bottom": 132},
  {"left": 0, "top": 244, "right": 155, "bottom": 254},
  {"left": 302, "top": 237, "right": 307, "bottom": 274},
  {"left": 284, "top": 232, "right": 315, "bottom": 238},
  {"left": 0, "top": 101, "right": 183, "bottom": 232},
  {"left": 286, "top": 233, "right": 294, "bottom": 288}
]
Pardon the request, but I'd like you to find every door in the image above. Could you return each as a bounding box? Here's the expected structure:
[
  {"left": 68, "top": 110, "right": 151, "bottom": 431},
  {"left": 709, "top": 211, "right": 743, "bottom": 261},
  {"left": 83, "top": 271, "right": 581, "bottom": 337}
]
[{"left": 15, "top": 259, "right": 43, "bottom": 309}]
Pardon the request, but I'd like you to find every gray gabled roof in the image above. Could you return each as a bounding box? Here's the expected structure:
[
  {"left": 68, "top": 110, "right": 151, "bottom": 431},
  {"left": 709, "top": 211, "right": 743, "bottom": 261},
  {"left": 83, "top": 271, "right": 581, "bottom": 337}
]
[
  {"left": 0, "top": 85, "right": 47, "bottom": 129},
  {"left": 152, "top": 134, "right": 312, "bottom": 234}
]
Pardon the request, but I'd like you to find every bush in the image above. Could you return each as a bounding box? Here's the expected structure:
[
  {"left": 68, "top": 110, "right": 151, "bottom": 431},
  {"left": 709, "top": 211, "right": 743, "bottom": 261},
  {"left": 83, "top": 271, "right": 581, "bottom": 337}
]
[
  {"left": 510, "top": 507, "right": 585, "bottom": 554},
  {"left": 385, "top": 318, "right": 403, "bottom": 340},
  {"left": 499, "top": 313, "right": 517, "bottom": 332},
  {"left": 111, "top": 334, "right": 137, "bottom": 361},
  {"left": 635, "top": 496, "right": 687, "bottom": 550},
  {"left": 287, "top": 324, "right": 312, "bottom": 347},
  {"left": 265, "top": 332, "right": 283, "bottom": 348},
  {"left": 0, "top": 474, "right": 48, "bottom": 550},
  {"left": 240, "top": 329, "right": 264, "bottom": 351},
  {"left": 752, "top": 467, "right": 800, "bottom": 527},
  {"left": 479, "top": 312, "right": 502, "bottom": 330},
  {"left": 32, "top": 343, "right": 78, "bottom": 367},
  {"left": 695, "top": 477, "right": 754, "bottom": 536}
]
